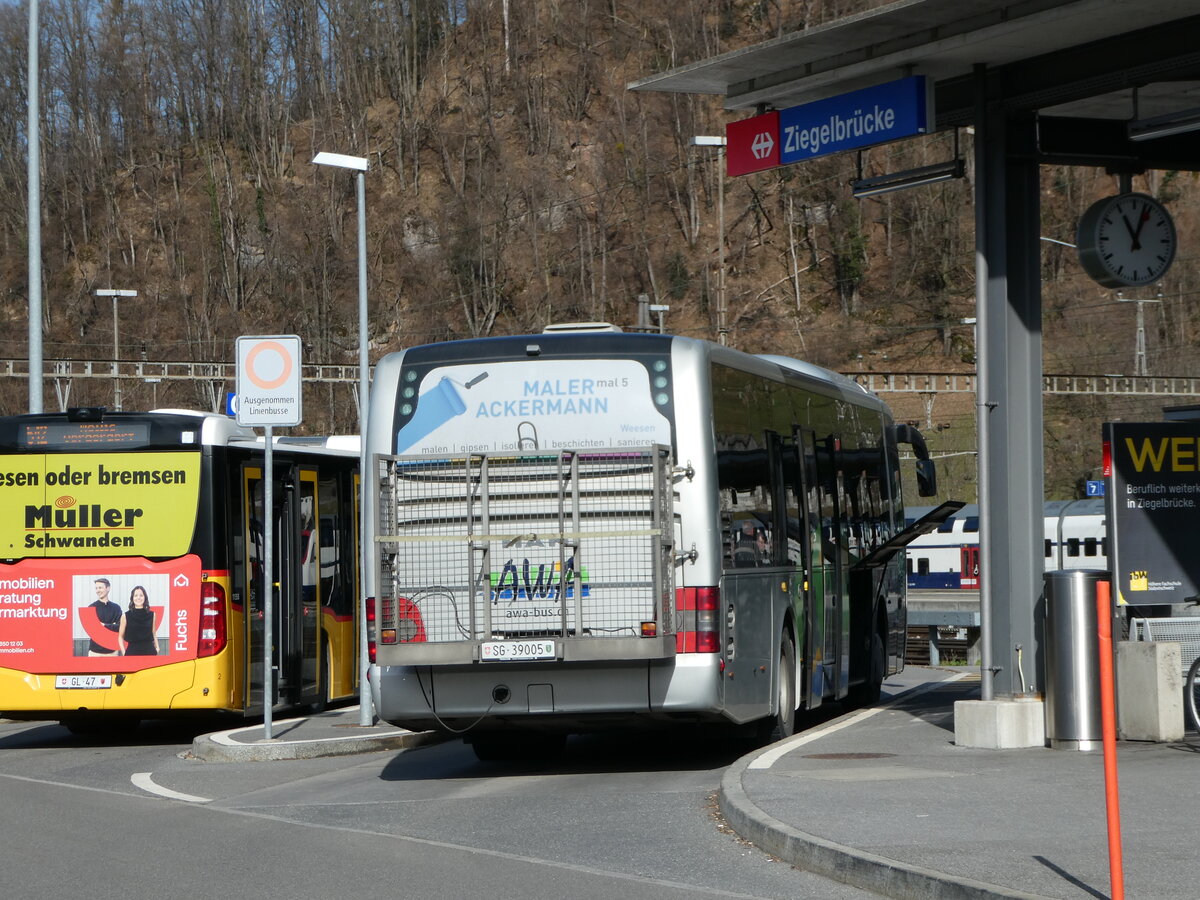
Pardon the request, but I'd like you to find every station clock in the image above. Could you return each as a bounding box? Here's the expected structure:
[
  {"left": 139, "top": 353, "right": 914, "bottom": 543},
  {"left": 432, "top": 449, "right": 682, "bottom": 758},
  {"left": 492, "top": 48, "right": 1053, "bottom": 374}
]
[{"left": 1076, "top": 192, "right": 1177, "bottom": 288}]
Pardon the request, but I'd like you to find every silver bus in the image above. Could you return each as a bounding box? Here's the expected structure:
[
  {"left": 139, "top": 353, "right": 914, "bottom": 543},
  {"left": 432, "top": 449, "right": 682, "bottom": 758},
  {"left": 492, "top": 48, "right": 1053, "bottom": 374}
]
[{"left": 365, "top": 326, "right": 946, "bottom": 758}]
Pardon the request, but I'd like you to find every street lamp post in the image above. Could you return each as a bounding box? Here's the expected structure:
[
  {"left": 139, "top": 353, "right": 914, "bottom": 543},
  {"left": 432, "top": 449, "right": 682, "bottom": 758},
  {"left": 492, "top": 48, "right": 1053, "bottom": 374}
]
[
  {"left": 95, "top": 289, "right": 138, "bottom": 410},
  {"left": 313, "top": 150, "right": 373, "bottom": 727},
  {"left": 649, "top": 303, "right": 670, "bottom": 333},
  {"left": 691, "top": 136, "right": 727, "bottom": 345},
  {"left": 27, "top": 0, "right": 42, "bottom": 413}
]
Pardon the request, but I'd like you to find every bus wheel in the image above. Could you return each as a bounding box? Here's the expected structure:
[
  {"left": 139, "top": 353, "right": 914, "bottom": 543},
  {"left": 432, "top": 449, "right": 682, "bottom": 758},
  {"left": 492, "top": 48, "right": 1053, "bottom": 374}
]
[
  {"left": 849, "top": 631, "right": 885, "bottom": 707},
  {"left": 756, "top": 635, "right": 797, "bottom": 744}
]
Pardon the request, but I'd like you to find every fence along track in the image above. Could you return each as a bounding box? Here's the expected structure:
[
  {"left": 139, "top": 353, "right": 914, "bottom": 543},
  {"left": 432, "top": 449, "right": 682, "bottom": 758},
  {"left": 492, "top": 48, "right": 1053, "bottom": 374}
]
[{"left": 8, "top": 360, "right": 1200, "bottom": 398}]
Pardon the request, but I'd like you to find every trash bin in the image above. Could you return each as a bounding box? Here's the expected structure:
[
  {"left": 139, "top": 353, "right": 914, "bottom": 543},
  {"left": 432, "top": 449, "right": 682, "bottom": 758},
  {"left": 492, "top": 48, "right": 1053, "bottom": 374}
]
[{"left": 1043, "top": 570, "right": 1105, "bottom": 750}]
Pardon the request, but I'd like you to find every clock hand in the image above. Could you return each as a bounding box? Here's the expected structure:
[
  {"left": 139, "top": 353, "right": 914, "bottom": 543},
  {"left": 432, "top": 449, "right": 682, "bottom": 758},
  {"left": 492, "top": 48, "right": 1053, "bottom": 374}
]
[
  {"left": 1121, "top": 212, "right": 1139, "bottom": 247},
  {"left": 1130, "top": 205, "right": 1151, "bottom": 251}
]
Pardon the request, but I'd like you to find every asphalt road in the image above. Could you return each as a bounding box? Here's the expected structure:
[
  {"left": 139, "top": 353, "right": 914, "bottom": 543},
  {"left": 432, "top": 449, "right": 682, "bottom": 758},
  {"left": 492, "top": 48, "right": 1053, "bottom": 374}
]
[{"left": 0, "top": 706, "right": 905, "bottom": 900}]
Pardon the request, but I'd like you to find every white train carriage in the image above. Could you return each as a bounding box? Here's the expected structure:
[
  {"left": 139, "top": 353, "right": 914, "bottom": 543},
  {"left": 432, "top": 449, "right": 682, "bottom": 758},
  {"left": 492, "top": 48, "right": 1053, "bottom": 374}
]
[{"left": 906, "top": 499, "right": 1107, "bottom": 589}]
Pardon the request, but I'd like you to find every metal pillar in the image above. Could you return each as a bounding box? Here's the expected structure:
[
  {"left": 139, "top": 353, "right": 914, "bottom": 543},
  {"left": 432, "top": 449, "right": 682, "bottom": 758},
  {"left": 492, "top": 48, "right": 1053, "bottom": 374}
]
[
  {"left": 27, "top": 0, "right": 42, "bottom": 413},
  {"left": 1117, "top": 293, "right": 1162, "bottom": 377},
  {"left": 716, "top": 145, "right": 727, "bottom": 346},
  {"left": 975, "top": 72, "right": 1046, "bottom": 698}
]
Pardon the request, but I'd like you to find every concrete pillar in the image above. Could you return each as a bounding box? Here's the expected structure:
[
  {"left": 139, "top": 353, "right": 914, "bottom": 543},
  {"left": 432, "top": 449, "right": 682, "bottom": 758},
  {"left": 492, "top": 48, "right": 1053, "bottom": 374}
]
[{"left": 1117, "top": 641, "right": 1184, "bottom": 742}]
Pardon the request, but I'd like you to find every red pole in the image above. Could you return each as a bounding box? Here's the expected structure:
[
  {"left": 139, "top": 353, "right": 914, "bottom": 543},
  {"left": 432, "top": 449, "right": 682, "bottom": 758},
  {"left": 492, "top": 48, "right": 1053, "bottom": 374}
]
[{"left": 1096, "top": 578, "right": 1124, "bottom": 900}]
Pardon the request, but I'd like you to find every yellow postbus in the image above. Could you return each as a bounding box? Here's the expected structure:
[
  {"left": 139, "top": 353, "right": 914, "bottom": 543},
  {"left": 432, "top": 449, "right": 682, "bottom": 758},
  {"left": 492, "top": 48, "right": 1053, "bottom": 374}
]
[{"left": 0, "top": 408, "right": 360, "bottom": 733}]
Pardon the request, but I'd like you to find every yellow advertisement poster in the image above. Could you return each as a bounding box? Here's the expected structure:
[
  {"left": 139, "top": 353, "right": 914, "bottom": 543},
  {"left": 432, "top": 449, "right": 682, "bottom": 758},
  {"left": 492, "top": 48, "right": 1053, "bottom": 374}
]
[{"left": 0, "top": 453, "right": 201, "bottom": 558}]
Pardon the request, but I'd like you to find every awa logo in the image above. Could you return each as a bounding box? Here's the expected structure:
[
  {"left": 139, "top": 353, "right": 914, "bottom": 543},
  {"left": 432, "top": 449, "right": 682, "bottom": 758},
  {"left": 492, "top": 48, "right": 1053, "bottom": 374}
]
[
  {"left": 751, "top": 131, "right": 775, "bottom": 159},
  {"left": 490, "top": 557, "right": 590, "bottom": 603}
]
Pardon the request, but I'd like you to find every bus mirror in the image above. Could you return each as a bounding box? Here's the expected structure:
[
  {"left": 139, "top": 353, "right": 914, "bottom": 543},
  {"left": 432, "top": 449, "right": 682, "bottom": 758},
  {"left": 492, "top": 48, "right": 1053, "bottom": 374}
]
[
  {"left": 892, "top": 423, "right": 936, "bottom": 496},
  {"left": 916, "top": 459, "right": 937, "bottom": 497},
  {"left": 67, "top": 406, "right": 107, "bottom": 422}
]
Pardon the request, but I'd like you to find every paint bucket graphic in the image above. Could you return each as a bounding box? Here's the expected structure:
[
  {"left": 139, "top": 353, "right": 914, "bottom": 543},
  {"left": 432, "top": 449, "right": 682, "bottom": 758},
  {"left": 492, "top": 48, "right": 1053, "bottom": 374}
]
[{"left": 396, "top": 377, "right": 468, "bottom": 452}]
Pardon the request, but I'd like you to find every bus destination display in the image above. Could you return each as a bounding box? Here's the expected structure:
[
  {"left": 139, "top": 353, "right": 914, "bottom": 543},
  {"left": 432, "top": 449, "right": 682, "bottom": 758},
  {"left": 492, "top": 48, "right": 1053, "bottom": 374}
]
[{"left": 20, "top": 422, "right": 150, "bottom": 449}]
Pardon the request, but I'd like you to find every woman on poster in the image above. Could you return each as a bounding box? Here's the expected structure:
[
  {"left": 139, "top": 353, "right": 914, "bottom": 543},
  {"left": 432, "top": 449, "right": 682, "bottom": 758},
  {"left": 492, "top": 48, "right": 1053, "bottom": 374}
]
[{"left": 117, "top": 586, "right": 159, "bottom": 656}]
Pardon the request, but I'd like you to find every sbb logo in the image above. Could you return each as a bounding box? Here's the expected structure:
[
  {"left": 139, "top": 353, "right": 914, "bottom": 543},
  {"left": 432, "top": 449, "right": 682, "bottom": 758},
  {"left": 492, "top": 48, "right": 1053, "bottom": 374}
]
[
  {"left": 751, "top": 132, "right": 775, "bottom": 159},
  {"left": 726, "top": 111, "right": 780, "bottom": 177}
]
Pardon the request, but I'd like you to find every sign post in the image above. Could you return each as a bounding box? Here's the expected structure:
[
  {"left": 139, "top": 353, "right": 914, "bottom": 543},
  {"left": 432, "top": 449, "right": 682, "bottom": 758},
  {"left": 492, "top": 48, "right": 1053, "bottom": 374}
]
[{"left": 236, "top": 335, "right": 302, "bottom": 740}]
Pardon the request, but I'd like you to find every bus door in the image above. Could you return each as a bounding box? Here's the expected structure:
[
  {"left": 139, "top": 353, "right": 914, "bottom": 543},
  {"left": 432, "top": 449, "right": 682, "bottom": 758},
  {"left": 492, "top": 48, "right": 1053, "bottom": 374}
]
[
  {"left": 296, "top": 470, "right": 321, "bottom": 699},
  {"left": 316, "top": 470, "right": 354, "bottom": 702},
  {"left": 815, "top": 435, "right": 850, "bottom": 700},
  {"left": 788, "top": 428, "right": 818, "bottom": 709},
  {"left": 243, "top": 464, "right": 321, "bottom": 710},
  {"left": 716, "top": 436, "right": 779, "bottom": 725}
]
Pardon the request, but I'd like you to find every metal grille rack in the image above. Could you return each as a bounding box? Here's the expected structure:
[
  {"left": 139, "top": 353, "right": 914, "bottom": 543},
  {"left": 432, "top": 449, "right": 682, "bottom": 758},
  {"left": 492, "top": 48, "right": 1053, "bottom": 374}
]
[
  {"left": 1128, "top": 616, "right": 1200, "bottom": 675},
  {"left": 375, "top": 446, "right": 676, "bottom": 665}
]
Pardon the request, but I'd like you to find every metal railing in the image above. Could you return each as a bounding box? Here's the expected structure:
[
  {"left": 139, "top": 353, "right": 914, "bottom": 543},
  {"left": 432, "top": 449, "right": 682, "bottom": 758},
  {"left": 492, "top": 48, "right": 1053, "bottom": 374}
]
[
  {"left": 7, "top": 360, "right": 1200, "bottom": 398},
  {"left": 1128, "top": 616, "right": 1200, "bottom": 676},
  {"left": 0, "top": 358, "right": 362, "bottom": 384},
  {"left": 852, "top": 371, "right": 1200, "bottom": 397}
]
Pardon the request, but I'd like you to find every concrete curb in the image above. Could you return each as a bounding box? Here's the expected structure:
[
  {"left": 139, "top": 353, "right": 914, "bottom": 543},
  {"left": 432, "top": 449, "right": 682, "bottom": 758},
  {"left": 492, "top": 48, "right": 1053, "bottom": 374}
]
[
  {"left": 718, "top": 751, "right": 1054, "bottom": 900},
  {"left": 190, "top": 722, "right": 444, "bottom": 762}
]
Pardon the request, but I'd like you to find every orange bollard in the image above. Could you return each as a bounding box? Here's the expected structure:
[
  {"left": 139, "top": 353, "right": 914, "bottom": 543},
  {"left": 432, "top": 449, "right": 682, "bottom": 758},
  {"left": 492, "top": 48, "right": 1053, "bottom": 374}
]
[{"left": 1096, "top": 578, "right": 1124, "bottom": 900}]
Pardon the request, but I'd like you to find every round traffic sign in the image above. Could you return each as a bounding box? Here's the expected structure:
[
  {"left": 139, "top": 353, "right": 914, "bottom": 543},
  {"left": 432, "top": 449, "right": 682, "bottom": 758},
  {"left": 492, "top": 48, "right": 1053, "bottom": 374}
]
[{"left": 244, "top": 340, "right": 294, "bottom": 390}]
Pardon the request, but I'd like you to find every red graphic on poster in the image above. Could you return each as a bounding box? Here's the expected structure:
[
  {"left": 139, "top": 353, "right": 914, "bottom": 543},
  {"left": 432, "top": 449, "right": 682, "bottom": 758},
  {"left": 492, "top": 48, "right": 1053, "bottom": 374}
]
[
  {"left": 78, "top": 605, "right": 120, "bottom": 652},
  {"left": 77, "top": 605, "right": 164, "bottom": 652},
  {"left": 0, "top": 555, "right": 201, "bottom": 674}
]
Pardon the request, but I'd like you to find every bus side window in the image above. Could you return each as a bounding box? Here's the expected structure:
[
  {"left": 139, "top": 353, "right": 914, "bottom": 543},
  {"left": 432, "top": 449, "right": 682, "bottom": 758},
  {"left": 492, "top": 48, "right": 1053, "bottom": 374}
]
[
  {"left": 731, "top": 520, "right": 771, "bottom": 567},
  {"left": 716, "top": 457, "right": 773, "bottom": 569},
  {"left": 732, "top": 522, "right": 757, "bottom": 566},
  {"left": 711, "top": 369, "right": 779, "bottom": 569}
]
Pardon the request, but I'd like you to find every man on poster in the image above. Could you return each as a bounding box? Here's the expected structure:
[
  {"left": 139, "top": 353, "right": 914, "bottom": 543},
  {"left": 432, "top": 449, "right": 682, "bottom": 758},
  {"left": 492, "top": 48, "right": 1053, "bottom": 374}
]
[{"left": 84, "top": 577, "right": 122, "bottom": 656}]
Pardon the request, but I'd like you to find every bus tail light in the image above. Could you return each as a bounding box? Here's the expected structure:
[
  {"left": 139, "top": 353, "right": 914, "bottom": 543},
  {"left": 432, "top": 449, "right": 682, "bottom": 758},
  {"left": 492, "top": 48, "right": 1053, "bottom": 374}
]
[
  {"left": 376, "top": 593, "right": 426, "bottom": 653},
  {"left": 393, "top": 596, "right": 426, "bottom": 644},
  {"left": 367, "top": 596, "right": 377, "bottom": 664},
  {"left": 396, "top": 595, "right": 424, "bottom": 643},
  {"left": 198, "top": 580, "right": 227, "bottom": 658},
  {"left": 675, "top": 586, "right": 719, "bottom": 653}
]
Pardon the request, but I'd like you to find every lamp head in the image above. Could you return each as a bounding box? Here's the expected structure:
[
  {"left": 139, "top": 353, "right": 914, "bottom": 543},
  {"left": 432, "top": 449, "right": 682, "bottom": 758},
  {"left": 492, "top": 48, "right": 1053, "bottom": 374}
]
[{"left": 313, "top": 151, "right": 369, "bottom": 171}]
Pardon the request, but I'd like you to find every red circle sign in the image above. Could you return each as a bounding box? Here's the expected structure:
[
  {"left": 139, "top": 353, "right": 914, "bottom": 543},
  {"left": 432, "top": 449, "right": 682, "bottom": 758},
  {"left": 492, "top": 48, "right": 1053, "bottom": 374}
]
[{"left": 244, "top": 340, "right": 293, "bottom": 390}]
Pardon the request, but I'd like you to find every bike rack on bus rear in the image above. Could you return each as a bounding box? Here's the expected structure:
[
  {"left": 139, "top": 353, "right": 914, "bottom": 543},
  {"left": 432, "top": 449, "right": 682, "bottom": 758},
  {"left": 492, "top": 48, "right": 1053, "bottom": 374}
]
[{"left": 375, "top": 446, "right": 677, "bottom": 665}]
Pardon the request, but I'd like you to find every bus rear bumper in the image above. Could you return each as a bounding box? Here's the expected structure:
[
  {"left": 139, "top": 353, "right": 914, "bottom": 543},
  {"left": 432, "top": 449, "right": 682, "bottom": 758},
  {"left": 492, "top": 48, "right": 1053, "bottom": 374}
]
[
  {"left": 373, "top": 654, "right": 725, "bottom": 732},
  {"left": 0, "top": 661, "right": 226, "bottom": 716}
]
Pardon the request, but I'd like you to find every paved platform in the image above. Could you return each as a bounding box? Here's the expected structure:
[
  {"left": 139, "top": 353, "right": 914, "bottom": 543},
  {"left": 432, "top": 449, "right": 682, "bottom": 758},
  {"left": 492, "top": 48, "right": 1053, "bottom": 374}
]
[
  {"left": 722, "top": 672, "right": 1200, "bottom": 900},
  {"left": 189, "top": 674, "right": 1200, "bottom": 899}
]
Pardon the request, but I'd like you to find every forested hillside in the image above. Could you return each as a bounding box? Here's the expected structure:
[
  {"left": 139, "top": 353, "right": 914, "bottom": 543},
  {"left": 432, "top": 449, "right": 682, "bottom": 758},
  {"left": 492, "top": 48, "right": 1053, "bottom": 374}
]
[{"left": 1, "top": 0, "right": 1196, "bottom": 500}]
